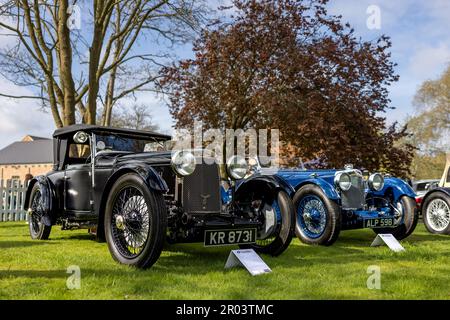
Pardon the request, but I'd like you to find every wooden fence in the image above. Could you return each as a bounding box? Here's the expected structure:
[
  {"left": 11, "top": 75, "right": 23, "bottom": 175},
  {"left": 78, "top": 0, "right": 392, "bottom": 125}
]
[{"left": 0, "top": 180, "right": 28, "bottom": 222}]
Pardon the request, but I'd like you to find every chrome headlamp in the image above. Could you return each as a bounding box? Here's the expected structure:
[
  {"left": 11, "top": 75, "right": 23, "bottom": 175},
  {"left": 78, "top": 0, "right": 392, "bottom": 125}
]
[
  {"left": 226, "top": 155, "right": 248, "bottom": 180},
  {"left": 171, "top": 150, "right": 196, "bottom": 176},
  {"left": 368, "top": 173, "right": 384, "bottom": 191},
  {"left": 73, "top": 131, "right": 89, "bottom": 144},
  {"left": 334, "top": 171, "right": 352, "bottom": 191}
]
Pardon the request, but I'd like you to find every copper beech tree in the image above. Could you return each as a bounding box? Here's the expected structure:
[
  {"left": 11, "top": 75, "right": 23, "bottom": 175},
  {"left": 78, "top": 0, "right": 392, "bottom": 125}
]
[{"left": 161, "top": 0, "right": 414, "bottom": 176}]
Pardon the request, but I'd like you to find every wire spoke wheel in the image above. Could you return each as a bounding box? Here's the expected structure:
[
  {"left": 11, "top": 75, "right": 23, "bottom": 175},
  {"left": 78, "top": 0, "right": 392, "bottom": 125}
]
[
  {"left": 30, "top": 190, "right": 44, "bottom": 235},
  {"left": 255, "top": 200, "right": 281, "bottom": 247},
  {"left": 297, "top": 195, "right": 327, "bottom": 239},
  {"left": 389, "top": 201, "right": 404, "bottom": 225},
  {"left": 105, "top": 173, "right": 167, "bottom": 269},
  {"left": 28, "top": 184, "right": 51, "bottom": 240},
  {"left": 239, "top": 190, "right": 294, "bottom": 256},
  {"left": 426, "top": 198, "right": 450, "bottom": 232},
  {"left": 110, "top": 186, "right": 151, "bottom": 259}
]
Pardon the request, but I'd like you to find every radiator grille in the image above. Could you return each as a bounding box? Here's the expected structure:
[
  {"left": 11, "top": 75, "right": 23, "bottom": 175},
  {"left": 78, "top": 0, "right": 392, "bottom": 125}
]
[
  {"left": 341, "top": 172, "right": 365, "bottom": 209},
  {"left": 182, "top": 161, "right": 221, "bottom": 214}
]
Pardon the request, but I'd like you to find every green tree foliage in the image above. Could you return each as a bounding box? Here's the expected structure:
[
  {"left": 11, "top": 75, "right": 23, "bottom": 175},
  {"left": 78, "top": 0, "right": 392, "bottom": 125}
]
[{"left": 406, "top": 64, "right": 450, "bottom": 179}]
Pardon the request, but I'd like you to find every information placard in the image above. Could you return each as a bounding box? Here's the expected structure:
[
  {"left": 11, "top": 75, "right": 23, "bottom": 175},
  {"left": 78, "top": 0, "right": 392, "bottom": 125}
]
[
  {"left": 224, "top": 249, "right": 272, "bottom": 276},
  {"left": 371, "top": 233, "right": 405, "bottom": 252}
]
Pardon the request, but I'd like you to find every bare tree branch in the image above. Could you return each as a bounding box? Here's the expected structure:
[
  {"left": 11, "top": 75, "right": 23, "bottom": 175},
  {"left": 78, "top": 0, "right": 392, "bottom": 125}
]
[{"left": 0, "top": 92, "right": 49, "bottom": 101}]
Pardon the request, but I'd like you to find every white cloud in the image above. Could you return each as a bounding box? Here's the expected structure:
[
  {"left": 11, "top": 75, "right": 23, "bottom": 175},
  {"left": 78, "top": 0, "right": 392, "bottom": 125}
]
[
  {"left": 0, "top": 79, "right": 54, "bottom": 150},
  {"left": 408, "top": 43, "right": 450, "bottom": 79},
  {"left": 328, "top": 0, "right": 450, "bottom": 126},
  {"left": 0, "top": 15, "right": 20, "bottom": 49}
]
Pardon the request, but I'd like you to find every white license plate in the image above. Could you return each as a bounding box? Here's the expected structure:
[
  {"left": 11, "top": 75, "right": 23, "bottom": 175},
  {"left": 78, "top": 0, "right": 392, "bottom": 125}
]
[{"left": 204, "top": 228, "right": 257, "bottom": 247}]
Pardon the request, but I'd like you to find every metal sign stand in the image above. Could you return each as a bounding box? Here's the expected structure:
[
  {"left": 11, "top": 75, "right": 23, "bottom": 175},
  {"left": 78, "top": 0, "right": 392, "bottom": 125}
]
[
  {"left": 371, "top": 233, "right": 405, "bottom": 252},
  {"left": 225, "top": 249, "right": 272, "bottom": 276}
]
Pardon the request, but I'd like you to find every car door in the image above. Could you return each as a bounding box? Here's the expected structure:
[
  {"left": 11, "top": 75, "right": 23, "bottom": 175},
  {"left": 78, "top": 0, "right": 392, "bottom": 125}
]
[{"left": 64, "top": 144, "right": 93, "bottom": 217}]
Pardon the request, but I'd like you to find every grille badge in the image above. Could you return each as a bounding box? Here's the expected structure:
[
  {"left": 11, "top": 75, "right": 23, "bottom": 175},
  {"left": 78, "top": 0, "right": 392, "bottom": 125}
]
[{"left": 200, "top": 194, "right": 211, "bottom": 209}]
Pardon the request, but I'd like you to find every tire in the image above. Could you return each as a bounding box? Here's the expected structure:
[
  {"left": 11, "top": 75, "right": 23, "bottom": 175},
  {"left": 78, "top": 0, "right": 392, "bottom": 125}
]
[
  {"left": 422, "top": 192, "right": 450, "bottom": 235},
  {"left": 294, "top": 184, "right": 341, "bottom": 246},
  {"left": 374, "top": 196, "right": 418, "bottom": 240},
  {"left": 28, "top": 183, "right": 52, "bottom": 240},
  {"left": 88, "top": 228, "right": 106, "bottom": 243},
  {"left": 104, "top": 173, "right": 167, "bottom": 269},
  {"left": 240, "top": 190, "right": 294, "bottom": 256}
]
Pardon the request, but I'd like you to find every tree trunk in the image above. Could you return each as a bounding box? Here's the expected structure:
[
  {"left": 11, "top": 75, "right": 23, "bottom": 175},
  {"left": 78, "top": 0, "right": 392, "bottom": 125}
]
[
  {"left": 45, "top": 77, "right": 64, "bottom": 128},
  {"left": 57, "top": 0, "right": 76, "bottom": 126},
  {"left": 102, "top": 4, "right": 122, "bottom": 127},
  {"left": 102, "top": 70, "right": 117, "bottom": 126}
]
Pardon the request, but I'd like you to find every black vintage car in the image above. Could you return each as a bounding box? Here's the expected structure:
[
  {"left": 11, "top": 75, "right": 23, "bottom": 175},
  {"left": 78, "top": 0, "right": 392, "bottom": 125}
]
[{"left": 25, "top": 125, "right": 294, "bottom": 268}]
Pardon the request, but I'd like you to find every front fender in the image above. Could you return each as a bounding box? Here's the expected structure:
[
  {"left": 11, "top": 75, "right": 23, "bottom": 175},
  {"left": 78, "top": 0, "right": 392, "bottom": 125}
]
[
  {"left": 421, "top": 187, "right": 450, "bottom": 208},
  {"left": 110, "top": 162, "right": 169, "bottom": 192},
  {"left": 275, "top": 174, "right": 340, "bottom": 201},
  {"left": 95, "top": 163, "right": 167, "bottom": 240},
  {"left": 372, "top": 177, "right": 416, "bottom": 202},
  {"left": 297, "top": 178, "right": 340, "bottom": 200},
  {"left": 24, "top": 176, "right": 55, "bottom": 226},
  {"left": 236, "top": 174, "right": 295, "bottom": 197}
]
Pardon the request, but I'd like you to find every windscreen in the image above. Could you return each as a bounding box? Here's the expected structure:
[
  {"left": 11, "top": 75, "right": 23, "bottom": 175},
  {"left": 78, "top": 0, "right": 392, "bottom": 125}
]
[{"left": 95, "top": 133, "right": 169, "bottom": 153}]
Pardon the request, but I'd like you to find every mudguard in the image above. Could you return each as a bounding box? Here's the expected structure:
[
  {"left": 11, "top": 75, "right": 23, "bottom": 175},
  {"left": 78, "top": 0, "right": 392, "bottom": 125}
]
[
  {"left": 108, "top": 162, "right": 169, "bottom": 193},
  {"left": 24, "top": 176, "right": 55, "bottom": 226},
  {"left": 421, "top": 187, "right": 450, "bottom": 208},
  {"left": 372, "top": 177, "right": 416, "bottom": 202},
  {"left": 273, "top": 170, "right": 341, "bottom": 201},
  {"left": 235, "top": 174, "right": 295, "bottom": 198},
  {"left": 95, "top": 163, "right": 169, "bottom": 241},
  {"left": 291, "top": 177, "right": 340, "bottom": 201}
]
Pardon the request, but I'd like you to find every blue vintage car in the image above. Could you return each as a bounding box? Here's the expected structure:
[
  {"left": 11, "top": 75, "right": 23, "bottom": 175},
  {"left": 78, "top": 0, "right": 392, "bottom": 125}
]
[
  {"left": 229, "top": 161, "right": 418, "bottom": 246},
  {"left": 273, "top": 165, "right": 419, "bottom": 245}
]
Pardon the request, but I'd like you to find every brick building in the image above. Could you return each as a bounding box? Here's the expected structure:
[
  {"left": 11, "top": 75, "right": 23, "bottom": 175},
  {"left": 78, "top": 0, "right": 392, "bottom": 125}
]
[{"left": 0, "top": 135, "right": 53, "bottom": 184}]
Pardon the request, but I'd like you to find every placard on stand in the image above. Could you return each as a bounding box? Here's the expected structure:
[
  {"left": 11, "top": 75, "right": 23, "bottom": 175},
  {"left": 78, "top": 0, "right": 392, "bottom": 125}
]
[
  {"left": 371, "top": 233, "right": 405, "bottom": 252},
  {"left": 225, "top": 249, "right": 272, "bottom": 276}
]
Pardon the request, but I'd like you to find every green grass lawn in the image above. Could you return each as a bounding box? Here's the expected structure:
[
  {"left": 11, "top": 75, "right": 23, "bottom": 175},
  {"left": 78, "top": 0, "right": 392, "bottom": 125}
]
[{"left": 1, "top": 221, "right": 450, "bottom": 300}]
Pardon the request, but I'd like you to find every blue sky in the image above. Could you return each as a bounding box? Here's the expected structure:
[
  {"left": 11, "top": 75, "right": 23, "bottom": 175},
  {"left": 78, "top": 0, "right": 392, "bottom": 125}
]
[
  {"left": 0, "top": 0, "right": 449, "bottom": 149},
  {"left": 327, "top": 0, "right": 450, "bottom": 125}
]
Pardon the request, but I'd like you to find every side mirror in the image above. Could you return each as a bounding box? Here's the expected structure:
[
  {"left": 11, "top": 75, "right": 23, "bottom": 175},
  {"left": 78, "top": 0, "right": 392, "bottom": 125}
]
[
  {"left": 73, "top": 131, "right": 89, "bottom": 144},
  {"left": 424, "top": 183, "right": 430, "bottom": 191}
]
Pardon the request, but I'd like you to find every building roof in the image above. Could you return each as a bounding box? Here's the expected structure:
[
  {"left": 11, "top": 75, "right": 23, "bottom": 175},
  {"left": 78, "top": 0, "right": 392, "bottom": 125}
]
[
  {"left": 24, "top": 135, "right": 49, "bottom": 141},
  {"left": 53, "top": 124, "right": 171, "bottom": 141},
  {"left": 0, "top": 139, "right": 53, "bottom": 165}
]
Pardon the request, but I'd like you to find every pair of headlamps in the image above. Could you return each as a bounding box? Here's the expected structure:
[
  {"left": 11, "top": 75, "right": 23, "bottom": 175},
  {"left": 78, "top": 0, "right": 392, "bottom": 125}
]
[
  {"left": 334, "top": 171, "right": 384, "bottom": 191},
  {"left": 171, "top": 151, "right": 248, "bottom": 180}
]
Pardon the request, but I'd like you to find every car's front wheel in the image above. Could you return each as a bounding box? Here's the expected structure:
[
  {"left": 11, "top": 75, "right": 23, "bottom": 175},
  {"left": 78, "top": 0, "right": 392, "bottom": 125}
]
[
  {"left": 294, "top": 184, "right": 341, "bottom": 246},
  {"left": 28, "top": 184, "right": 51, "bottom": 240},
  {"left": 422, "top": 192, "right": 450, "bottom": 235},
  {"left": 373, "top": 196, "right": 418, "bottom": 240},
  {"left": 104, "top": 173, "right": 167, "bottom": 269},
  {"left": 240, "top": 190, "right": 295, "bottom": 256}
]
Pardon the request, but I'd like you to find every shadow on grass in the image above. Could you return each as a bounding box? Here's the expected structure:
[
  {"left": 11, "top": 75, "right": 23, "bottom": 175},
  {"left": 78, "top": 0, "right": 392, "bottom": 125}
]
[
  {"left": 407, "top": 233, "right": 450, "bottom": 243},
  {"left": 0, "top": 240, "right": 55, "bottom": 249},
  {"left": 158, "top": 243, "right": 370, "bottom": 274},
  {"left": 0, "top": 223, "right": 28, "bottom": 228},
  {"left": 52, "top": 233, "right": 95, "bottom": 241},
  {"left": 0, "top": 234, "right": 27, "bottom": 238},
  {"left": 0, "top": 269, "right": 67, "bottom": 279},
  {"left": 335, "top": 228, "right": 450, "bottom": 245}
]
